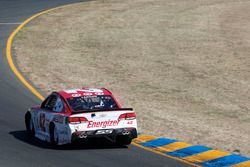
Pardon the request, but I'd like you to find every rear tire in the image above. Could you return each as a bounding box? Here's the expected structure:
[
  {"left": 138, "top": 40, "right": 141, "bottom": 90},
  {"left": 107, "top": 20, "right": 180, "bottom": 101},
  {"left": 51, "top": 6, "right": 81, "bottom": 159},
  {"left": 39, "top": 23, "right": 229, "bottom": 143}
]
[
  {"left": 116, "top": 136, "right": 132, "bottom": 146},
  {"left": 50, "top": 124, "right": 59, "bottom": 146},
  {"left": 25, "top": 112, "right": 35, "bottom": 136}
]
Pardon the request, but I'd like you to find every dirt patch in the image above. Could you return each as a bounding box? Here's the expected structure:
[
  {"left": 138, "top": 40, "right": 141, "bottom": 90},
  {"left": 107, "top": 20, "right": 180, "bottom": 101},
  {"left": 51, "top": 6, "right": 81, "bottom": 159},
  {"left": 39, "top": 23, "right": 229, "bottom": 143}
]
[{"left": 14, "top": 0, "right": 250, "bottom": 156}]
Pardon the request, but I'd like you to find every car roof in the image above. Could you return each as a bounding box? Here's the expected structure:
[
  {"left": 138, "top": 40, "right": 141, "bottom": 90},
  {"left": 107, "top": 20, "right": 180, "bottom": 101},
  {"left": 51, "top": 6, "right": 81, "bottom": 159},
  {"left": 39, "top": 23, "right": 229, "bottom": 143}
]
[{"left": 58, "top": 88, "right": 113, "bottom": 99}]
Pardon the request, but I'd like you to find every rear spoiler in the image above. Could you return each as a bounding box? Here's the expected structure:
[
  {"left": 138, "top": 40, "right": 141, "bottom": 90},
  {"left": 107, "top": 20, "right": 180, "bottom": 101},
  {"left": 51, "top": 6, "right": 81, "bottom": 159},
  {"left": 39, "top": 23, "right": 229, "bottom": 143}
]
[{"left": 71, "top": 108, "right": 133, "bottom": 115}]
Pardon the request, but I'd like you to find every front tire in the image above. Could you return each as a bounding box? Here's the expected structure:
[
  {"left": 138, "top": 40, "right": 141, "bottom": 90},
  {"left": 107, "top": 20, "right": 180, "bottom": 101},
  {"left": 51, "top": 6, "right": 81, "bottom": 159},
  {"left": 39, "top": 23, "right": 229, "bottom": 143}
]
[{"left": 25, "top": 112, "right": 35, "bottom": 136}]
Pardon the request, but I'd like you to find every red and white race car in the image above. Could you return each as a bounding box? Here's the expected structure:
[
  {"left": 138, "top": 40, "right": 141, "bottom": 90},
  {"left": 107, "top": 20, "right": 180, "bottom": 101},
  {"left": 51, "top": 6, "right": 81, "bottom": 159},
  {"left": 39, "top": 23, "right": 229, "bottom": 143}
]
[{"left": 25, "top": 88, "right": 137, "bottom": 145}]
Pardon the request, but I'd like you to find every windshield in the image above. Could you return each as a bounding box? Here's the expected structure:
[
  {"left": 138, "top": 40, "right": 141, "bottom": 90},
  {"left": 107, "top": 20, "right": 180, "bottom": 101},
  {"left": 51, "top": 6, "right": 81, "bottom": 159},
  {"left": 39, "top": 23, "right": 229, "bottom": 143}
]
[{"left": 67, "top": 95, "right": 119, "bottom": 112}]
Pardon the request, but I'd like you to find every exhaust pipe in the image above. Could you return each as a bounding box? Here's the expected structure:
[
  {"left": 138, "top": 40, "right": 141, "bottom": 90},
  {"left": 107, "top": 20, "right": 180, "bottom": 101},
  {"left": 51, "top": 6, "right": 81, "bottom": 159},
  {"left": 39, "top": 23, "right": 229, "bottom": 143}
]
[
  {"left": 122, "top": 131, "right": 130, "bottom": 135},
  {"left": 79, "top": 133, "right": 87, "bottom": 139}
]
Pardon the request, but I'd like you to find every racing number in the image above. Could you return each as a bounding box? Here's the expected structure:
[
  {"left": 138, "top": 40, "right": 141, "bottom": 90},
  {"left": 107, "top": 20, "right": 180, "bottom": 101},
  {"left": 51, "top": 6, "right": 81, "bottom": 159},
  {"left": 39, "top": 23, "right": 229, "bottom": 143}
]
[
  {"left": 127, "top": 121, "right": 133, "bottom": 125},
  {"left": 39, "top": 113, "right": 46, "bottom": 132}
]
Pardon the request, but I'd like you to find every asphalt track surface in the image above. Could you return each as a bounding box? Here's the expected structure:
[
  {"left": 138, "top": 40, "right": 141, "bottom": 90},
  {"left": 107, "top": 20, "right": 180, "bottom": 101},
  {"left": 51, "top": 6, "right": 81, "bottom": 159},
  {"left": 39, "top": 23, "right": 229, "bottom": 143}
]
[{"left": 0, "top": 1, "right": 192, "bottom": 167}]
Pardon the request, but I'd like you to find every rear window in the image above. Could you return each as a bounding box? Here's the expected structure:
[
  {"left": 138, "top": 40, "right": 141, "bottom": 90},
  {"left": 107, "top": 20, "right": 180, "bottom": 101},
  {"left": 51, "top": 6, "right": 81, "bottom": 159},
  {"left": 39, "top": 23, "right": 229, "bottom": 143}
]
[{"left": 67, "top": 95, "right": 118, "bottom": 112}]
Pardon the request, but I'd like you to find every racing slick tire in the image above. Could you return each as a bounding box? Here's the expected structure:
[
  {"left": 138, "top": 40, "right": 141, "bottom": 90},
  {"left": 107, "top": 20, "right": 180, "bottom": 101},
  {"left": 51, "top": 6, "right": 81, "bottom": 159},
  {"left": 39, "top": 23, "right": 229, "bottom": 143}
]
[
  {"left": 116, "top": 136, "right": 132, "bottom": 146},
  {"left": 25, "top": 112, "right": 35, "bottom": 136},
  {"left": 49, "top": 123, "right": 59, "bottom": 146}
]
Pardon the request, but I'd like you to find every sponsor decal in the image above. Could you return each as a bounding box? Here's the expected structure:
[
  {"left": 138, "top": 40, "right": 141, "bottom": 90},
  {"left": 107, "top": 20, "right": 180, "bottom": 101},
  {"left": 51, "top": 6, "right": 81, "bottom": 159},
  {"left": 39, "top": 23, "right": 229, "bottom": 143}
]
[
  {"left": 72, "top": 93, "right": 81, "bottom": 97},
  {"left": 82, "top": 88, "right": 103, "bottom": 93},
  {"left": 87, "top": 120, "right": 119, "bottom": 128},
  {"left": 82, "top": 92, "right": 104, "bottom": 96},
  {"left": 67, "top": 88, "right": 104, "bottom": 97}
]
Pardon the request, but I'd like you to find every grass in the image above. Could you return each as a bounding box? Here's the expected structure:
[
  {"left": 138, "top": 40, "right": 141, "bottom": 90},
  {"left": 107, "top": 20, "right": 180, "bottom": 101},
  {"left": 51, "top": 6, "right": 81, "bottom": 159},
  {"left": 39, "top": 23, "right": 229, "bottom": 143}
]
[{"left": 14, "top": 0, "right": 250, "bottom": 156}]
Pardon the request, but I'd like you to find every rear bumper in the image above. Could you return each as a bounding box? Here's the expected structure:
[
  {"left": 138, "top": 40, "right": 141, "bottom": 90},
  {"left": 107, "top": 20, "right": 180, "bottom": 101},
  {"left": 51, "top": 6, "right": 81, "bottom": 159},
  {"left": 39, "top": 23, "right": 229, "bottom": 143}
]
[{"left": 71, "top": 127, "right": 137, "bottom": 141}]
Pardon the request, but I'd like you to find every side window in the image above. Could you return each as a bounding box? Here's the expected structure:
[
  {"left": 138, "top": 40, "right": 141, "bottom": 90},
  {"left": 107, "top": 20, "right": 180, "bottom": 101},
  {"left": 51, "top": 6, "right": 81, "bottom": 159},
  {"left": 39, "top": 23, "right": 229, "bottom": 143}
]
[
  {"left": 53, "top": 97, "right": 64, "bottom": 112},
  {"left": 42, "top": 95, "right": 57, "bottom": 111},
  {"left": 41, "top": 97, "right": 50, "bottom": 109}
]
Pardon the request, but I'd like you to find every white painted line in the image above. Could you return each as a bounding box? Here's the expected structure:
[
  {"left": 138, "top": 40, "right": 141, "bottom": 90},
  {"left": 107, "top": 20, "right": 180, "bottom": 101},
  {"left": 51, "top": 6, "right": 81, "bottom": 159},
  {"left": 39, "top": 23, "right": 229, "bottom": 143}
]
[{"left": 0, "top": 23, "right": 22, "bottom": 25}]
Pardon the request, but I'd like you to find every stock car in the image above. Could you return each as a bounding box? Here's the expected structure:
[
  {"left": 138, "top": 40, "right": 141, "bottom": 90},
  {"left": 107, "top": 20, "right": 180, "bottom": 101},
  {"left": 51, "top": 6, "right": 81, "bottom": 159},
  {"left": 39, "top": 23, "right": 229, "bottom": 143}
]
[{"left": 25, "top": 88, "right": 137, "bottom": 145}]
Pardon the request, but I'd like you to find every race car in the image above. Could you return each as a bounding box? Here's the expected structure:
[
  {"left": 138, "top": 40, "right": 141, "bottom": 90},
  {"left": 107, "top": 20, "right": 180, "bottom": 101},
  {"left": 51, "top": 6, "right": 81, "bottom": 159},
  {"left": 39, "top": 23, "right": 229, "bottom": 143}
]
[{"left": 25, "top": 88, "right": 137, "bottom": 146}]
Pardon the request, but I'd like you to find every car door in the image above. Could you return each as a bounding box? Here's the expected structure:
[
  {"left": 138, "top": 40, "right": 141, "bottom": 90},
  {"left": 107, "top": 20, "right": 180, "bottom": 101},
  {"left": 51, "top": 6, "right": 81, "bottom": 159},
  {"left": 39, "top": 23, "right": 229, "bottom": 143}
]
[
  {"left": 37, "top": 95, "right": 56, "bottom": 134},
  {"left": 46, "top": 95, "right": 66, "bottom": 129}
]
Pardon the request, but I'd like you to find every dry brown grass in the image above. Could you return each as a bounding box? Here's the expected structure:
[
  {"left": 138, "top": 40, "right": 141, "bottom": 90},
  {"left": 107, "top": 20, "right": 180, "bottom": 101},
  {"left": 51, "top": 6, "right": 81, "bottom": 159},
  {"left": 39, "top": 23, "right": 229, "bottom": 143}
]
[{"left": 14, "top": 0, "right": 250, "bottom": 156}]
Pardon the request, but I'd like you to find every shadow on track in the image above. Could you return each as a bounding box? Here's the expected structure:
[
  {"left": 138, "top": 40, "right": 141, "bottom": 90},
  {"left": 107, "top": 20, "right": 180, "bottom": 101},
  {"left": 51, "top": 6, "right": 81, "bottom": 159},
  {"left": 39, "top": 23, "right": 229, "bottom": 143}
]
[{"left": 9, "top": 130, "right": 128, "bottom": 150}]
